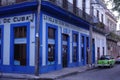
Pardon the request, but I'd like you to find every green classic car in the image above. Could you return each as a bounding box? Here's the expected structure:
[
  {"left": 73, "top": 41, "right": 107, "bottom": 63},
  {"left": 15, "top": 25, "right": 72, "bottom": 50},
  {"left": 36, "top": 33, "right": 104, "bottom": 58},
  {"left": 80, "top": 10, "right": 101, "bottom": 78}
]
[{"left": 97, "top": 55, "right": 115, "bottom": 68}]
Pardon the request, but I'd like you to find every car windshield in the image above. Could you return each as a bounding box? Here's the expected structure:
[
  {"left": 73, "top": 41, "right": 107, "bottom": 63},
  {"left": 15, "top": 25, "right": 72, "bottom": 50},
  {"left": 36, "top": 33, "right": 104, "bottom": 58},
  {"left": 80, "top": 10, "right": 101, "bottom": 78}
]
[{"left": 100, "top": 56, "right": 111, "bottom": 60}]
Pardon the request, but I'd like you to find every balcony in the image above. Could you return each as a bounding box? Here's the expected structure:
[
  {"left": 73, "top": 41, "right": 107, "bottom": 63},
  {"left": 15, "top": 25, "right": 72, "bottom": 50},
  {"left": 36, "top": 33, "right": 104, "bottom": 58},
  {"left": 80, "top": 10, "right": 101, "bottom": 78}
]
[
  {"left": 43, "top": 0, "right": 91, "bottom": 23},
  {"left": 92, "top": 16, "right": 107, "bottom": 34},
  {"left": 0, "top": 0, "right": 34, "bottom": 6},
  {"left": 93, "top": 22, "right": 107, "bottom": 34}
]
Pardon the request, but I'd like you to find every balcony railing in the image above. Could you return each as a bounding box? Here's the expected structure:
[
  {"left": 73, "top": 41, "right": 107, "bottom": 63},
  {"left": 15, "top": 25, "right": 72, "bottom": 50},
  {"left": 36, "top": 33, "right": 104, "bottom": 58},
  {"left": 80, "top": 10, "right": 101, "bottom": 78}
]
[
  {"left": 0, "top": 0, "right": 34, "bottom": 6},
  {"left": 0, "top": 0, "right": 92, "bottom": 23},
  {"left": 92, "top": 16, "right": 108, "bottom": 34},
  {"left": 43, "top": 0, "right": 91, "bottom": 23}
]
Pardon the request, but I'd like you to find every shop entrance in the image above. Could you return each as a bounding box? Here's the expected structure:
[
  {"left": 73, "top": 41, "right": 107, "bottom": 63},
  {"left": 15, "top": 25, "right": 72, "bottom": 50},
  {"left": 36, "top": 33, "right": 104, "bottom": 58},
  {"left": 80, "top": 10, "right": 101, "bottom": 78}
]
[
  {"left": 81, "top": 36, "right": 85, "bottom": 65},
  {"left": 62, "top": 34, "right": 68, "bottom": 68},
  {"left": 86, "top": 37, "right": 89, "bottom": 64}
]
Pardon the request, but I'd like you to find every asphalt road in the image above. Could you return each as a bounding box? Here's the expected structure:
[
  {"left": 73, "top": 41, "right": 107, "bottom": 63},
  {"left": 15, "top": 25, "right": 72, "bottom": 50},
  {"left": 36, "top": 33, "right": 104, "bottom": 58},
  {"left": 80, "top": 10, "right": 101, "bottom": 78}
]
[{"left": 57, "top": 64, "right": 120, "bottom": 80}]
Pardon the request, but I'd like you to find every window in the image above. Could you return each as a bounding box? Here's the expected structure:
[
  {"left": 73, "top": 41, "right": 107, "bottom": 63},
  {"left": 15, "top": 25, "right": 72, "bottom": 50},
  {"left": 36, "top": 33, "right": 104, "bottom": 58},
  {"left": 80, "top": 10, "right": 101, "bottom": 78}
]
[
  {"left": 14, "top": 44, "right": 26, "bottom": 66},
  {"left": 86, "top": 37, "right": 89, "bottom": 48},
  {"left": 63, "top": 0, "right": 68, "bottom": 9},
  {"left": 91, "top": 6, "right": 94, "bottom": 16},
  {"left": 0, "top": 0, "right": 1, "bottom": 6},
  {"left": 73, "top": 0, "right": 77, "bottom": 13},
  {"left": 48, "top": 44, "right": 55, "bottom": 63},
  {"left": 101, "top": 14, "right": 104, "bottom": 23},
  {"left": 82, "top": 0, "right": 86, "bottom": 17},
  {"left": 14, "top": 26, "right": 26, "bottom": 38},
  {"left": 81, "top": 36, "right": 84, "bottom": 61},
  {"left": 73, "top": 34, "right": 78, "bottom": 62},
  {"left": 63, "top": 34, "right": 68, "bottom": 41},
  {"left": 48, "top": 27, "right": 56, "bottom": 65},
  {"left": 48, "top": 28, "right": 55, "bottom": 39},
  {"left": 97, "top": 10, "right": 99, "bottom": 20},
  {"left": 13, "top": 26, "right": 27, "bottom": 66},
  {"left": 73, "top": 34, "right": 77, "bottom": 42},
  {"left": 103, "top": 47, "right": 104, "bottom": 55},
  {"left": 82, "top": 0, "right": 86, "bottom": 10}
]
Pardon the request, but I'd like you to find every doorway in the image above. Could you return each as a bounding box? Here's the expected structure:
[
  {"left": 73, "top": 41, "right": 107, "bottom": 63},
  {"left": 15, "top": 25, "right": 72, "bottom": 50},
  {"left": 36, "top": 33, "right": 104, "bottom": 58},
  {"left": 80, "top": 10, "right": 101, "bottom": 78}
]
[
  {"left": 62, "top": 34, "right": 68, "bottom": 68},
  {"left": 97, "top": 47, "right": 100, "bottom": 60},
  {"left": 81, "top": 35, "right": 85, "bottom": 65},
  {"left": 86, "top": 37, "right": 89, "bottom": 64}
]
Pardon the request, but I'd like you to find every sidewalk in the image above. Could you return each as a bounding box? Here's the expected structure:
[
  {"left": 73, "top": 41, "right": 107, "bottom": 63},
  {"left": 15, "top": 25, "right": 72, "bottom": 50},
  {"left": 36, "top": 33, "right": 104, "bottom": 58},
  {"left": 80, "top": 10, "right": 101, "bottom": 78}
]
[{"left": 0, "top": 65, "right": 96, "bottom": 80}]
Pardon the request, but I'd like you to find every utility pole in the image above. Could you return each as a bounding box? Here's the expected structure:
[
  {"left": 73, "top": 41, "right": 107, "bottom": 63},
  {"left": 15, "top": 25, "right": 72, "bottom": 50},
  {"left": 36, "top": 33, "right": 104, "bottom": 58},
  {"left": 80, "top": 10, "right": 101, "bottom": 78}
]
[
  {"left": 89, "top": 0, "right": 94, "bottom": 68},
  {"left": 35, "top": 0, "right": 41, "bottom": 76}
]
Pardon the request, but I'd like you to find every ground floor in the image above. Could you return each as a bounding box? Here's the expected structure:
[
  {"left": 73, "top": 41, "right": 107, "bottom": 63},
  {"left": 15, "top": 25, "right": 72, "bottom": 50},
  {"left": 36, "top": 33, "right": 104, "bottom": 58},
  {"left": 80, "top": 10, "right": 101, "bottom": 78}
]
[
  {"left": 0, "top": 1, "right": 103, "bottom": 74},
  {"left": 93, "top": 32, "right": 107, "bottom": 62},
  {"left": 107, "top": 39, "right": 119, "bottom": 58},
  {"left": 40, "top": 12, "right": 92, "bottom": 73},
  {"left": 0, "top": 9, "right": 96, "bottom": 73}
]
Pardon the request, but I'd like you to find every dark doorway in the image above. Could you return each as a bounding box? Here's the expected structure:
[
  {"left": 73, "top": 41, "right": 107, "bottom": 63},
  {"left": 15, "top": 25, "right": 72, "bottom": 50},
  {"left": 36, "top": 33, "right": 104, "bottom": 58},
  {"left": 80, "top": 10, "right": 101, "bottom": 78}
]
[
  {"left": 13, "top": 26, "right": 27, "bottom": 66},
  {"left": 81, "top": 36, "right": 85, "bottom": 65},
  {"left": 97, "top": 47, "right": 100, "bottom": 60},
  {"left": 92, "top": 39, "right": 95, "bottom": 63},
  {"left": 62, "top": 34, "right": 68, "bottom": 68},
  {"left": 86, "top": 37, "right": 89, "bottom": 64}
]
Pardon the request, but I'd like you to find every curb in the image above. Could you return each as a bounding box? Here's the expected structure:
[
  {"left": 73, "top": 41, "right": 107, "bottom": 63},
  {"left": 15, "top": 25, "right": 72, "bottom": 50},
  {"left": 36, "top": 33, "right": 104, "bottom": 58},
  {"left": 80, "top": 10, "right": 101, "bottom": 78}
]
[{"left": 0, "top": 66, "right": 97, "bottom": 80}]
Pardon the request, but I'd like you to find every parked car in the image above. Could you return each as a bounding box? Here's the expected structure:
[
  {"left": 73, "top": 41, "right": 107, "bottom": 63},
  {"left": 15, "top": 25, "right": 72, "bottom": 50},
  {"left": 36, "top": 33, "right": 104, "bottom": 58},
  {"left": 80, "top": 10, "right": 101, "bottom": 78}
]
[
  {"left": 97, "top": 55, "right": 115, "bottom": 68},
  {"left": 115, "top": 56, "right": 120, "bottom": 64}
]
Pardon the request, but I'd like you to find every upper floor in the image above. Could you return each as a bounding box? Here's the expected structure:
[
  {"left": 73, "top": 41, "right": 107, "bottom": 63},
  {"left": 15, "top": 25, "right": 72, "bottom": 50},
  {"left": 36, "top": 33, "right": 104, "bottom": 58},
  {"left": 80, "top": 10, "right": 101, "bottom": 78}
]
[
  {"left": 105, "top": 9, "right": 117, "bottom": 32},
  {"left": 0, "top": 0, "right": 92, "bottom": 23},
  {"left": 0, "top": 0, "right": 117, "bottom": 34},
  {"left": 0, "top": 0, "right": 34, "bottom": 6}
]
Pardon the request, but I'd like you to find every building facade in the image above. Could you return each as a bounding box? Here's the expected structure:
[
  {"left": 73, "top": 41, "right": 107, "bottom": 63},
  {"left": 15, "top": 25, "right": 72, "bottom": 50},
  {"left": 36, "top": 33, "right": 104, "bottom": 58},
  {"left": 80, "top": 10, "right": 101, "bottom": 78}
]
[
  {"left": 91, "top": 0, "right": 107, "bottom": 61},
  {"left": 105, "top": 9, "right": 117, "bottom": 32},
  {"left": 0, "top": 0, "right": 97, "bottom": 74},
  {"left": 105, "top": 9, "right": 118, "bottom": 58}
]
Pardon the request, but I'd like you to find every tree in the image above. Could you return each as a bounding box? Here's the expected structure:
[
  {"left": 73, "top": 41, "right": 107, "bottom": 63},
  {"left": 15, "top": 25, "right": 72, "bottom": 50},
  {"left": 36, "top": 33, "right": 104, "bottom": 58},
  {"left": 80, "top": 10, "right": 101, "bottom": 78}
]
[
  {"left": 106, "top": 0, "right": 120, "bottom": 13},
  {"left": 112, "top": 0, "right": 120, "bottom": 13}
]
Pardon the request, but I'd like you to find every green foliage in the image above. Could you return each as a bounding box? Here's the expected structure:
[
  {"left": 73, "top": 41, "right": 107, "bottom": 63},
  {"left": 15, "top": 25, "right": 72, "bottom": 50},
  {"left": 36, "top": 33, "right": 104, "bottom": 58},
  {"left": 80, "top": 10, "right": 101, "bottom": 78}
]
[{"left": 112, "top": 0, "right": 120, "bottom": 13}]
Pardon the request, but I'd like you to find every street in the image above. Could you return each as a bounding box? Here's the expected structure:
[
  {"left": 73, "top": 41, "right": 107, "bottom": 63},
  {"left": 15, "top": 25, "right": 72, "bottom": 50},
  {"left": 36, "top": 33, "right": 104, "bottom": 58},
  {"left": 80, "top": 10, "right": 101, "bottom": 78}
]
[
  {"left": 57, "top": 64, "right": 120, "bottom": 80},
  {"left": 1, "top": 64, "right": 120, "bottom": 80}
]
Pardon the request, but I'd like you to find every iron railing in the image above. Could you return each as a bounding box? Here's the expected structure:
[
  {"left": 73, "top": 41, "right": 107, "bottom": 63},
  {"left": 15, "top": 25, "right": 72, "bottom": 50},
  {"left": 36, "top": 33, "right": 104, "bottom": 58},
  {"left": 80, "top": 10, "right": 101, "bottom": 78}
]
[
  {"left": 0, "top": 0, "right": 34, "bottom": 6},
  {"left": 0, "top": 0, "right": 92, "bottom": 23},
  {"left": 43, "top": 0, "right": 91, "bottom": 23}
]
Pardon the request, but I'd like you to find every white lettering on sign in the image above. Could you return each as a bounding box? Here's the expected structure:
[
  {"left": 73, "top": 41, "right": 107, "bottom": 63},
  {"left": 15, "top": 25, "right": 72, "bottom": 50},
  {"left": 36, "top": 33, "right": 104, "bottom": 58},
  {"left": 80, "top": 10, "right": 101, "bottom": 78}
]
[
  {"left": 43, "top": 14, "right": 89, "bottom": 34},
  {"left": 0, "top": 14, "right": 34, "bottom": 24}
]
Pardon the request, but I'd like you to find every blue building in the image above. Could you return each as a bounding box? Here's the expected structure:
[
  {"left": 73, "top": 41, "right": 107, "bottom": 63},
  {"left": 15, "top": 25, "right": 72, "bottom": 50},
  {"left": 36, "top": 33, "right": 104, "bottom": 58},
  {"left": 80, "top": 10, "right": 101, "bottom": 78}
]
[{"left": 0, "top": 0, "right": 94, "bottom": 74}]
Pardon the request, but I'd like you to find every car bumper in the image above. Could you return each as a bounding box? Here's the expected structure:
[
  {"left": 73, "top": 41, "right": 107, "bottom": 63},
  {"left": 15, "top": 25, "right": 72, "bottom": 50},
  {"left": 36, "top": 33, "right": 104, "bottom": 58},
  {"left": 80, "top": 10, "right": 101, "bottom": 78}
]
[{"left": 97, "top": 64, "right": 111, "bottom": 67}]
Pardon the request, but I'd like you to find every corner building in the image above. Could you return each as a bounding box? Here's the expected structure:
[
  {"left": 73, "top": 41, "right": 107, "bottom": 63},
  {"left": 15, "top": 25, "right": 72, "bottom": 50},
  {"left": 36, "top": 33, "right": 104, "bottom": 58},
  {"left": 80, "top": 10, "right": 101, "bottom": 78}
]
[{"left": 0, "top": 0, "right": 94, "bottom": 74}]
